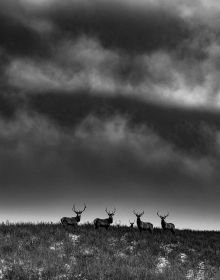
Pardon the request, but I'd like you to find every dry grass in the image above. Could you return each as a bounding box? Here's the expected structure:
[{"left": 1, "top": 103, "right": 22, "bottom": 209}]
[{"left": 0, "top": 223, "right": 219, "bottom": 279}]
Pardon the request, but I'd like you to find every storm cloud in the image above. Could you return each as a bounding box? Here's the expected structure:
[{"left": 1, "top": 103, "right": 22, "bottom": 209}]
[{"left": 0, "top": 0, "right": 220, "bottom": 228}]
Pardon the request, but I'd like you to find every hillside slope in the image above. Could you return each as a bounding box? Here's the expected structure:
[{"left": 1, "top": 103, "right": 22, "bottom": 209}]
[{"left": 0, "top": 223, "right": 219, "bottom": 279}]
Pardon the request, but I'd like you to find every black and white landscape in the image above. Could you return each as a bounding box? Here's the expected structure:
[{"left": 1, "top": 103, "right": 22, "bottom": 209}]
[{"left": 0, "top": 0, "right": 220, "bottom": 279}]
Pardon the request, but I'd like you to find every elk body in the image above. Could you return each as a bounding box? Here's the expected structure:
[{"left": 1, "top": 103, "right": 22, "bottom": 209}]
[
  {"left": 61, "top": 204, "right": 86, "bottom": 227},
  {"left": 157, "top": 212, "right": 175, "bottom": 234},
  {"left": 133, "top": 210, "right": 153, "bottom": 233},
  {"left": 94, "top": 208, "right": 116, "bottom": 230}
]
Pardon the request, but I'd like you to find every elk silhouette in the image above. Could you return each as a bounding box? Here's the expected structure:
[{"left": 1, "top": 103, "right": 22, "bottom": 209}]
[
  {"left": 94, "top": 208, "right": 116, "bottom": 230},
  {"left": 61, "top": 204, "right": 86, "bottom": 227},
  {"left": 129, "top": 220, "right": 135, "bottom": 228},
  {"left": 157, "top": 211, "right": 175, "bottom": 234},
  {"left": 133, "top": 210, "right": 153, "bottom": 233}
]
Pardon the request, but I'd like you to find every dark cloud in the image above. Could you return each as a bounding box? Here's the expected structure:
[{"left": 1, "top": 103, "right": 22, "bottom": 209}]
[
  {"left": 29, "top": 92, "right": 220, "bottom": 155},
  {"left": 0, "top": 0, "right": 52, "bottom": 61},
  {"left": 0, "top": 14, "right": 50, "bottom": 58},
  {"left": 36, "top": 1, "right": 189, "bottom": 54},
  {"left": 0, "top": 0, "right": 220, "bottom": 227},
  {"left": 0, "top": 112, "right": 215, "bottom": 194},
  {"left": 0, "top": 94, "right": 18, "bottom": 119},
  {"left": 0, "top": 111, "right": 219, "bottom": 228},
  {"left": 2, "top": 0, "right": 220, "bottom": 105}
]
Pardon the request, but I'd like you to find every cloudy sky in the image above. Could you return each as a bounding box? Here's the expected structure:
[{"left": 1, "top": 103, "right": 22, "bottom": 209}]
[{"left": 0, "top": 0, "right": 220, "bottom": 229}]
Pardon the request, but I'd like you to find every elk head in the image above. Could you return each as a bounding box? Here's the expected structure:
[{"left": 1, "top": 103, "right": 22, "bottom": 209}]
[
  {"left": 157, "top": 211, "right": 169, "bottom": 221},
  {"left": 129, "top": 220, "right": 135, "bottom": 228},
  {"left": 133, "top": 210, "right": 144, "bottom": 219},
  {"left": 72, "top": 203, "right": 86, "bottom": 222}
]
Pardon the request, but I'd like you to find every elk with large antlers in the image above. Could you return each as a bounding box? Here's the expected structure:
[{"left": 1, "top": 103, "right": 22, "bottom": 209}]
[
  {"left": 94, "top": 208, "right": 116, "bottom": 230},
  {"left": 157, "top": 211, "right": 175, "bottom": 234},
  {"left": 133, "top": 210, "right": 153, "bottom": 233},
  {"left": 61, "top": 204, "right": 86, "bottom": 227}
]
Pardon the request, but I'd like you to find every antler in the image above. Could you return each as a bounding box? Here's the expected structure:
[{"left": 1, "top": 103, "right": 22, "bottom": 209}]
[
  {"left": 72, "top": 204, "right": 76, "bottom": 213},
  {"left": 157, "top": 211, "right": 169, "bottom": 219},
  {"left": 133, "top": 210, "right": 138, "bottom": 216},
  {"left": 164, "top": 212, "right": 169, "bottom": 218},
  {"left": 78, "top": 203, "right": 86, "bottom": 213},
  {"left": 157, "top": 211, "right": 162, "bottom": 218},
  {"left": 106, "top": 208, "right": 116, "bottom": 215},
  {"left": 72, "top": 203, "right": 86, "bottom": 214},
  {"left": 133, "top": 210, "right": 144, "bottom": 216}
]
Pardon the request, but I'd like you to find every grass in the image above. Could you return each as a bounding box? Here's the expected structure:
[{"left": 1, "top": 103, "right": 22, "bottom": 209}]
[{"left": 0, "top": 223, "right": 219, "bottom": 279}]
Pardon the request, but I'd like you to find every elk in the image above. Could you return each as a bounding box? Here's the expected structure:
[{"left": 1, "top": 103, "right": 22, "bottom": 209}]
[
  {"left": 61, "top": 204, "right": 86, "bottom": 227},
  {"left": 94, "top": 208, "right": 116, "bottom": 230},
  {"left": 157, "top": 211, "right": 175, "bottom": 234},
  {"left": 133, "top": 210, "right": 153, "bottom": 233},
  {"left": 129, "top": 220, "right": 135, "bottom": 228}
]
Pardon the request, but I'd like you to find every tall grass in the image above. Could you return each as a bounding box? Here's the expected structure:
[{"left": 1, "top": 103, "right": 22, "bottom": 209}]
[{"left": 0, "top": 223, "right": 219, "bottom": 279}]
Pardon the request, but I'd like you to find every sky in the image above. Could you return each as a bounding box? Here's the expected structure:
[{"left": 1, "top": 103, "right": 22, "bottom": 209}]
[{"left": 0, "top": 0, "right": 220, "bottom": 230}]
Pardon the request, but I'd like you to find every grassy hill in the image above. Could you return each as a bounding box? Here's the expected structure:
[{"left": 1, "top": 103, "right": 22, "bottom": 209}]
[{"left": 0, "top": 223, "right": 219, "bottom": 279}]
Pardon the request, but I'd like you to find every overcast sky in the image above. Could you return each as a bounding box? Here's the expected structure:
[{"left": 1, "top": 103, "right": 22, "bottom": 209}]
[{"left": 0, "top": 0, "right": 220, "bottom": 229}]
